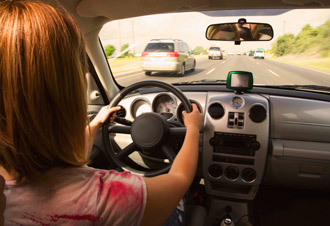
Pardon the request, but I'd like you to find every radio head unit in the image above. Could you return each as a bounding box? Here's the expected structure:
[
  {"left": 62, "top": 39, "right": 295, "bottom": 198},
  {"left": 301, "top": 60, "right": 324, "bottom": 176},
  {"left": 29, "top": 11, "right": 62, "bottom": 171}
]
[{"left": 209, "top": 132, "right": 260, "bottom": 156}]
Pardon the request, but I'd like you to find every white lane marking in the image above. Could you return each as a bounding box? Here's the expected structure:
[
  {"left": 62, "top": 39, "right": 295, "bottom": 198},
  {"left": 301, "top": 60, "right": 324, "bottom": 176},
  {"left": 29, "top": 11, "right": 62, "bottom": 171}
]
[
  {"left": 256, "top": 62, "right": 260, "bottom": 65},
  {"left": 116, "top": 72, "right": 144, "bottom": 80},
  {"left": 268, "top": 69, "right": 280, "bottom": 77},
  {"left": 114, "top": 69, "right": 143, "bottom": 77},
  {"left": 206, "top": 68, "right": 216, "bottom": 75}
]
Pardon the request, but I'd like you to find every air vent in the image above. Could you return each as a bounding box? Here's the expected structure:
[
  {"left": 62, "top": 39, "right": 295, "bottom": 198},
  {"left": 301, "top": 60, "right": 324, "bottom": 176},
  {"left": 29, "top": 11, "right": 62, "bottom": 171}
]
[
  {"left": 224, "top": 166, "right": 239, "bottom": 180},
  {"left": 241, "top": 168, "right": 257, "bottom": 183},
  {"left": 208, "top": 164, "right": 223, "bottom": 178},
  {"left": 208, "top": 103, "right": 224, "bottom": 119},
  {"left": 249, "top": 105, "right": 266, "bottom": 123}
]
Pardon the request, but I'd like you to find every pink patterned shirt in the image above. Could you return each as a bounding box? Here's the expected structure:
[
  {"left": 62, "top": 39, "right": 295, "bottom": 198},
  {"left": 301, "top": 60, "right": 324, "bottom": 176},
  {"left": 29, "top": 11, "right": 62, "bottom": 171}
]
[{"left": 4, "top": 166, "right": 147, "bottom": 226}]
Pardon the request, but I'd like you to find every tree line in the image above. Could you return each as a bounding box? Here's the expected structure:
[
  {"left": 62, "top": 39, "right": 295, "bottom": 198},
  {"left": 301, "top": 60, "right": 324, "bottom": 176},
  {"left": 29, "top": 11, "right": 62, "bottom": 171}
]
[
  {"left": 104, "top": 43, "right": 134, "bottom": 58},
  {"left": 104, "top": 44, "right": 211, "bottom": 58},
  {"left": 271, "top": 19, "right": 330, "bottom": 57}
]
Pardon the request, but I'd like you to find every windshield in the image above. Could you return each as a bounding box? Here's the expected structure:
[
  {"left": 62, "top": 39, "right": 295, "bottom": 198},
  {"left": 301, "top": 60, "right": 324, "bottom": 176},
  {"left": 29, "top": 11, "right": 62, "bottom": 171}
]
[{"left": 99, "top": 9, "right": 330, "bottom": 90}]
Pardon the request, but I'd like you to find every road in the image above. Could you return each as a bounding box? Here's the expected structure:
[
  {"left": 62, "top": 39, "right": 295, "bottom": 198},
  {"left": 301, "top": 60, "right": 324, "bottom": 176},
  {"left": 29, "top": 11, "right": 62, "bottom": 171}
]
[{"left": 114, "top": 55, "right": 330, "bottom": 87}]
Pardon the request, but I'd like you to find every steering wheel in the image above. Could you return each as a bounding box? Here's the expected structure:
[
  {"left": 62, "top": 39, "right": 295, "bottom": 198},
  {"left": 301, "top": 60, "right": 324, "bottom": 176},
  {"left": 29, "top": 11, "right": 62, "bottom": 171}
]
[{"left": 102, "top": 80, "right": 192, "bottom": 177}]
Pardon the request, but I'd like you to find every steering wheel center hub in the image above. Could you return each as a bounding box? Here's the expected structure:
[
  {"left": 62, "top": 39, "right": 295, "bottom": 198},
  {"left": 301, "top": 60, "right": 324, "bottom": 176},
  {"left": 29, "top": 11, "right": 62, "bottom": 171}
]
[{"left": 131, "top": 112, "right": 169, "bottom": 150}]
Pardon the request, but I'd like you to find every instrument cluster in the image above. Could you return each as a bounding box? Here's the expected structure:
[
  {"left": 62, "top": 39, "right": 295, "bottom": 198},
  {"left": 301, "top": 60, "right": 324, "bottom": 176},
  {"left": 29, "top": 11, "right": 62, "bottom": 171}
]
[
  {"left": 130, "top": 93, "right": 177, "bottom": 120},
  {"left": 129, "top": 93, "right": 201, "bottom": 124}
]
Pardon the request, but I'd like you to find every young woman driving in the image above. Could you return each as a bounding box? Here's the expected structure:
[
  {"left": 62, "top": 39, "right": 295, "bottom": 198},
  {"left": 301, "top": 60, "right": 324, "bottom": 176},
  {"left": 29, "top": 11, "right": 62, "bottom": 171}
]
[{"left": 0, "top": 1, "right": 203, "bottom": 225}]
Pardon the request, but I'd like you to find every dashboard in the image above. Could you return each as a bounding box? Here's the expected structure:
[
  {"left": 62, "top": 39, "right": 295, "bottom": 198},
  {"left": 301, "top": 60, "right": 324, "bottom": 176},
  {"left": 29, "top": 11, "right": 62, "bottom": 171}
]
[{"left": 113, "top": 87, "right": 330, "bottom": 200}]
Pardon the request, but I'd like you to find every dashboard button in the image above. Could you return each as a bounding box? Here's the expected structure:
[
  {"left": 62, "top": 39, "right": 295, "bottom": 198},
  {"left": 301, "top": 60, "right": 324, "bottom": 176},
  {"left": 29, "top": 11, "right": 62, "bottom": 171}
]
[
  {"left": 238, "top": 113, "right": 244, "bottom": 119},
  {"left": 229, "top": 113, "right": 235, "bottom": 119},
  {"left": 209, "top": 138, "right": 219, "bottom": 146},
  {"left": 251, "top": 141, "right": 261, "bottom": 150}
]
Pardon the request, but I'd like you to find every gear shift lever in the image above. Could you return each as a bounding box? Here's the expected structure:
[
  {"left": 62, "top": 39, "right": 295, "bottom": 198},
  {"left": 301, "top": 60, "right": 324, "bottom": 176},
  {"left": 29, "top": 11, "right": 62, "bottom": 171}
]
[{"left": 220, "top": 206, "right": 235, "bottom": 226}]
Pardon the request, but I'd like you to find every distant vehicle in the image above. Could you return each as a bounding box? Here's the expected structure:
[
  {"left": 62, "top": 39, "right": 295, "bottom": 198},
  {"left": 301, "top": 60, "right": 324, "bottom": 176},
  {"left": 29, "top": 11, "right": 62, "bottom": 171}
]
[
  {"left": 208, "top": 47, "right": 223, "bottom": 60},
  {"left": 254, "top": 48, "right": 265, "bottom": 59},
  {"left": 249, "top": 50, "right": 255, "bottom": 56},
  {"left": 141, "top": 39, "right": 196, "bottom": 76}
]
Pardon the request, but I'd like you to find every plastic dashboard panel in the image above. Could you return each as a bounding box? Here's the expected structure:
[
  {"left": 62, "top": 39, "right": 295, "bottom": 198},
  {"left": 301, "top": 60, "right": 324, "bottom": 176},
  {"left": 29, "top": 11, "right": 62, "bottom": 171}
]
[
  {"left": 264, "top": 95, "right": 330, "bottom": 191},
  {"left": 113, "top": 89, "right": 330, "bottom": 198},
  {"left": 270, "top": 96, "right": 330, "bottom": 142}
]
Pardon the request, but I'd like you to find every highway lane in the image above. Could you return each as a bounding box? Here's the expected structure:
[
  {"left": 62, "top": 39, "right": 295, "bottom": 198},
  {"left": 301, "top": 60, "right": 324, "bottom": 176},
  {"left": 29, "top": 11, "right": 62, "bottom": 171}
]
[{"left": 114, "top": 55, "right": 330, "bottom": 87}]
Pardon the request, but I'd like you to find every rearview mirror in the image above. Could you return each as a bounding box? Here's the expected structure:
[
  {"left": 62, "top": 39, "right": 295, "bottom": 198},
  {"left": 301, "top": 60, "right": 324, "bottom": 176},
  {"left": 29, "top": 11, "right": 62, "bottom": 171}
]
[{"left": 206, "top": 22, "right": 273, "bottom": 41}]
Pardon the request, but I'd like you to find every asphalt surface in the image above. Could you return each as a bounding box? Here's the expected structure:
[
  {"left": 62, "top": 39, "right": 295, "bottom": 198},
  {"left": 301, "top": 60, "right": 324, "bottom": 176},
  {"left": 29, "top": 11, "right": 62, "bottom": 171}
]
[{"left": 114, "top": 55, "right": 330, "bottom": 87}]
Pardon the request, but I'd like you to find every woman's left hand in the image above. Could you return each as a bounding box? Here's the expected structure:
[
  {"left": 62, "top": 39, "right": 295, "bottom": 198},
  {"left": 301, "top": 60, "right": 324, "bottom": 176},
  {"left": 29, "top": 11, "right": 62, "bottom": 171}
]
[
  {"left": 85, "top": 106, "right": 121, "bottom": 154},
  {"left": 90, "top": 106, "right": 121, "bottom": 128}
]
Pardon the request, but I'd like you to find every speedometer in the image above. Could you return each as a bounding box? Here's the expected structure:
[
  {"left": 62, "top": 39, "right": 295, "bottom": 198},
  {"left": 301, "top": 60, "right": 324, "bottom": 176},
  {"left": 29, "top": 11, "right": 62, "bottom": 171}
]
[{"left": 152, "top": 94, "right": 177, "bottom": 120}]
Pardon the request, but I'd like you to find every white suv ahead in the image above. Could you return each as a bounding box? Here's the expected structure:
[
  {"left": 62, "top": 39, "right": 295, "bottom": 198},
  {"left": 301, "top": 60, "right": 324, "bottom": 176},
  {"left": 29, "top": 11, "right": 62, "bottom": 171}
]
[
  {"left": 254, "top": 49, "right": 265, "bottom": 59},
  {"left": 141, "top": 39, "right": 196, "bottom": 76},
  {"left": 208, "top": 47, "right": 223, "bottom": 60}
]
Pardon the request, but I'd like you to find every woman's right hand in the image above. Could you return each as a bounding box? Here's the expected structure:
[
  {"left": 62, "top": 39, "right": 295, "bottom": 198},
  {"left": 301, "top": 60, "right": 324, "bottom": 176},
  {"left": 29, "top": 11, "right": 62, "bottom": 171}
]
[{"left": 182, "top": 104, "right": 203, "bottom": 132}]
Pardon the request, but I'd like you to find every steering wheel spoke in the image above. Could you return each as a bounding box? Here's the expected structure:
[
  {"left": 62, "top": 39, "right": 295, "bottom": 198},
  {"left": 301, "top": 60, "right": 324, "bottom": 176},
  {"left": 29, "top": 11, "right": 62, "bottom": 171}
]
[
  {"left": 169, "top": 127, "right": 186, "bottom": 136},
  {"left": 108, "top": 125, "right": 131, "bottom": 134},
  {"left": 116, "top": 142, "right": 137, "bottom": 160},
  {"left": 161, "top": 144, "right": 176, "bottom": 163},
  {"left": 113, "top": 116, "right": 132, "bottom": 126}
]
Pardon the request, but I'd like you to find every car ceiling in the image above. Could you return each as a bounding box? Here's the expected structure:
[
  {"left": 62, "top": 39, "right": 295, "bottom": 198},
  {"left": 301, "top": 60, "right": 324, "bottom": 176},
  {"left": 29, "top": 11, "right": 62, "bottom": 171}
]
[{"left": 53, "top": 0, "right": 330, "bottom": 35}]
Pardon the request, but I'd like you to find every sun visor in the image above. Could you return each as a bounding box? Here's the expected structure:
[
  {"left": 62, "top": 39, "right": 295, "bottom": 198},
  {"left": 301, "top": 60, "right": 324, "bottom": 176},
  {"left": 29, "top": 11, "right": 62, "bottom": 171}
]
[{"left": 76, "top": 0, "right": 211, "bottom": 19}]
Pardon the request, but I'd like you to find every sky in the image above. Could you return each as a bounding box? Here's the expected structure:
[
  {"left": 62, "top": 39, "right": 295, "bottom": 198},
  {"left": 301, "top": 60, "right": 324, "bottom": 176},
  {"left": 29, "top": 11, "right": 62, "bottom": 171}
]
[{"left": 99, "top": 9, "right": 330, "bottom": 55}]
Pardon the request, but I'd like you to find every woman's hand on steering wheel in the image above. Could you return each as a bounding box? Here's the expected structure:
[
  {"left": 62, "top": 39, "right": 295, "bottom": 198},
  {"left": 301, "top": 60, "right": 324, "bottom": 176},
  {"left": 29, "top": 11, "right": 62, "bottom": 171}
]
[
  {"left": 90, "top": 106, "right": 121, "bottom": 129},
  {"left": 86, "top": 106, "right": 121, "bottom": 154},
  {"left": 182, "top": 104, "right": 203, "bottom": 132}
]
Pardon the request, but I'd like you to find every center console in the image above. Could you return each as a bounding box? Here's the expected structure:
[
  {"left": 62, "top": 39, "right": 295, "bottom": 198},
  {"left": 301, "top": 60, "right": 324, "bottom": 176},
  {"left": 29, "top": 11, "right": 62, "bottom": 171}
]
[{"left": 203, "top": 92, "right": 269, "bottom": 200}]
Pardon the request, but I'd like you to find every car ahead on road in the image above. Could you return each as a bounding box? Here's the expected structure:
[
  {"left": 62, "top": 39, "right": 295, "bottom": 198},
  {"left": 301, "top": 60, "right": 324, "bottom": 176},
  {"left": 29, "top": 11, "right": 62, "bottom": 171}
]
[
  {"left": 254, "top": 48, "right": 265, "bottom": 59},
  {"left": 249, "top": 50, "right": 255, "bottom": 56},
  {"left": 140, "top": 39, "right": 196, "bottom": 76},
  {"left": 208, "top": 46, "right": 223, "bottom": 59},
  {"left": 10, "top": 0, "right": 330, "bottom": 226}
]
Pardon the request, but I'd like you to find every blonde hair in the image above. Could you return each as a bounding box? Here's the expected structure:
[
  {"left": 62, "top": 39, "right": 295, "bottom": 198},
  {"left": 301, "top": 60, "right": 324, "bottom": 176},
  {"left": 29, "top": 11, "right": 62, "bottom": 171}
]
[{"left": 0, "top": 0, "right": 88, "bottom": 182}]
